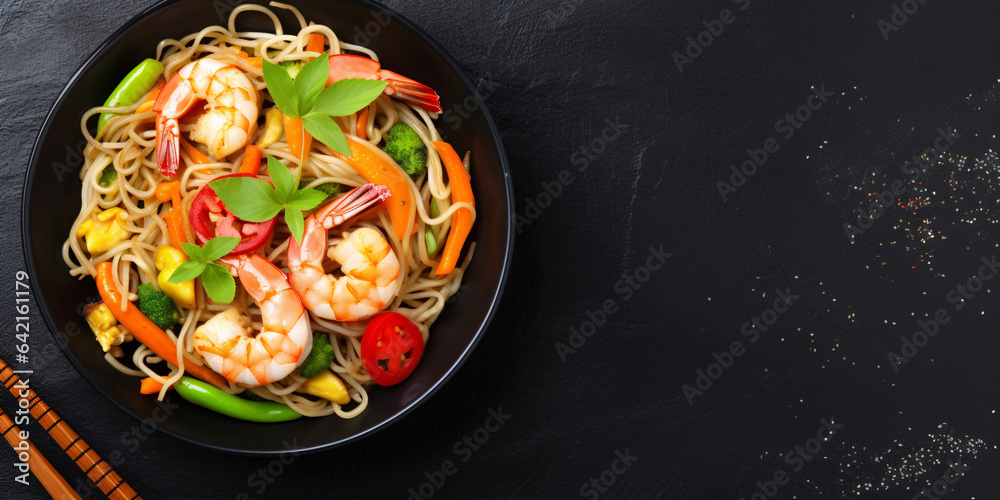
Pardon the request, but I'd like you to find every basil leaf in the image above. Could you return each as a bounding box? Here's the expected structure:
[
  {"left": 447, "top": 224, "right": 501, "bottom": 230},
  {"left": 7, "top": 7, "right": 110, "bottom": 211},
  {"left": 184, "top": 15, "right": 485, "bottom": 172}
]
[
  {"left": 267, "top": 156, "right": 295, "bottom": 203},
  {"left": 287, "top": 188, "right": 327, "bottom": 210},
  {"left": 262, "top": 59, "right": 300, "bottom": 117},
  {"left": 285, "top": 207, "right": 305, "bottom": 244},
  {"left": 179, "top": 242, "right": 206, "bottom": 262},
  {"left": 201, "top": 236, "right": 241, "bottom": 261},
  {"left": 294, "top": 52, "right": 330, "bottom": 111},
  {"left": 302, "top": 113, "right": 349, "bottom": 155},
  {"left": 210, "top": 177, "right": 283, "bottom": 222},
  {"left": 168, "top": 261, "right": 207, "bottom": 284},
  {"left": 201, "top": 262, "right": 236, "bottom": 304},
  {"left": 311, "top": 79, "right": 388, "bottom": 117}
]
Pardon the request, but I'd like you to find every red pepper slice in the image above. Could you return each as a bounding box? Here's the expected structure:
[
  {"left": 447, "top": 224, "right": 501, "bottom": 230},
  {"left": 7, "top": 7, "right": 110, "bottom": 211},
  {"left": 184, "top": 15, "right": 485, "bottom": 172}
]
[
  {"left": 189, "top": 173, "right": 276, "bottom": 255},
  {"left": 360, "top": 313, "right": 425, "bottom": 386}
]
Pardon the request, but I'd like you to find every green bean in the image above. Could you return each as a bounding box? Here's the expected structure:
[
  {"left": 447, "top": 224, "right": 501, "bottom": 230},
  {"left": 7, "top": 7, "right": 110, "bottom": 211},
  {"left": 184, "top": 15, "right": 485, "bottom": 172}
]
[
  {"left": 425, "top": 231, "right": 437, "bottom": 256},
  {"left": 174, "top": 376, "right": 302, "bottom": 423},
  {"left": 97, "top": 58, "right": 164, "bottom": 134}
]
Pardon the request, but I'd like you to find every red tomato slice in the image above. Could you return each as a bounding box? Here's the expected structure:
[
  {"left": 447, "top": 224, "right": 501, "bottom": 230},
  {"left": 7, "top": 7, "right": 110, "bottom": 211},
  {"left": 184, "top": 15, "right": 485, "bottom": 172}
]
[
  {"left": 189, "top": 173, "right": 276, "bottom": 255},
  {"left": 360, "top": 313, "right": 425, "bottom": 386}
]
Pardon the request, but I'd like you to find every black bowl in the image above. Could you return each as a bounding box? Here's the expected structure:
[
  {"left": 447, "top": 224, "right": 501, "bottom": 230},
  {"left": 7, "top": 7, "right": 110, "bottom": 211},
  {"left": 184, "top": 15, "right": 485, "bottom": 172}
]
[{"left": 22, "top": 0, "right": 512, "bottom": 455}]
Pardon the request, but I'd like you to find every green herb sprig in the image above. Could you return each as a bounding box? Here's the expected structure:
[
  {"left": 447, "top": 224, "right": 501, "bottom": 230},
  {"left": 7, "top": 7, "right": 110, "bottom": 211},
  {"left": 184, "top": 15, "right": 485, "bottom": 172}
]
[
  {"left": 261, "top": 52, "right": 388, "bottom": 155},
  {"left": 210, "top": 157, "right": 327, "bottom": 242},
  {"left": 168, "top": 237, "right": 241, "bottom": 303}
]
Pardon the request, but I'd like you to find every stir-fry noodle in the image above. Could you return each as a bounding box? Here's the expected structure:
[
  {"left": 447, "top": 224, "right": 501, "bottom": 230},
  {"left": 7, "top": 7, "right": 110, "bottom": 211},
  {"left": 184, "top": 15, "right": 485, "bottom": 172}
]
[{"left": 63, "top": 2, "right": 475, "bottom": 419}]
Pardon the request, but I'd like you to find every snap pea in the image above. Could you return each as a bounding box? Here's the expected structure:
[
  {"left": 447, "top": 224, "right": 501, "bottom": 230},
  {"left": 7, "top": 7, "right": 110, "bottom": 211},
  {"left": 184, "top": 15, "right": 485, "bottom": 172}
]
[
  {"left": 97, "top": 58, "right": 164, "bottom": 134},
  {"left": 174, "top": 376, "right": 302, "bottom": 423}
]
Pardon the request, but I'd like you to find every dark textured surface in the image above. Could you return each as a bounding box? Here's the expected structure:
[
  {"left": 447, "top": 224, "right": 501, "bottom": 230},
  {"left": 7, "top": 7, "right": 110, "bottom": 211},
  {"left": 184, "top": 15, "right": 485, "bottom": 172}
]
[{"left": 4, "top": 0, "right": 1000, "bottom": 499}]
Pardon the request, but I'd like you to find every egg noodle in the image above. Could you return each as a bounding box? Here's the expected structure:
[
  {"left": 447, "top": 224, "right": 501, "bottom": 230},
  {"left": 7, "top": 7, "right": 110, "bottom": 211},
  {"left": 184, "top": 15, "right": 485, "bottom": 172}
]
[{"left": 62, "top": 2, "right": 475, "bottom": 418}]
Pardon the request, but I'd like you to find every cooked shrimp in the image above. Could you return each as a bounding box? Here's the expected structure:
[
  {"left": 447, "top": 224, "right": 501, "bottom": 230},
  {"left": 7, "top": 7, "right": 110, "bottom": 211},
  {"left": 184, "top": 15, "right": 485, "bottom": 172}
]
[
  {"left": 288, "top": 184, "right": 400, "bottom": 321},
  {"left": 193, "top": 254, "right": 312, "bottom": 387},
  {"left": 153, "top": 57, "right": 259, "bottom": 177}
]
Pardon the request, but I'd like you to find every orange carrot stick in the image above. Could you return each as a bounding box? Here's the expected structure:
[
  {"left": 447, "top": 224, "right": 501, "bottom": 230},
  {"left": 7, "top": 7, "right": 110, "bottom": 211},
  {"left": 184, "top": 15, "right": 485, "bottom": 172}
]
[
  {"left": 155, "top": 181, "right": 187, "bottom": 249},
  {"left": 180, "top": 138, "right": 213, "bottom": 165},
  {"left": 283, "top": 115, "right": 312, "bottom": 159},
  {"left": 95, "top": 262, "right": 228, "bottom": 390},
  {"left": 328, "top": 135, "right": 416, "bottom": 240},
  {"left": 356, "top": 107, "right": 369, "bottom": 140},
  {"left": 431, "top": 141, "right": 475, "bottom": 276},
  {"left": 139, "top": 376, "right": 174, "bottom": 395},
  {"left": 238, "top": 144, "right": 262, "bottom": 175},
  {"left": 306, "top": 33, "right": 325, "bottom": 54}
]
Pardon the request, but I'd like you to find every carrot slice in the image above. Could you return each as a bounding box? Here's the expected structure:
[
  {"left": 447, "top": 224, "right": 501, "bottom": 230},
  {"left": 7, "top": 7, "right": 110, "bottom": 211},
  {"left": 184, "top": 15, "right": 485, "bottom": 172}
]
[
  {"left": 328, "top": 135, "right": 416, "bottom": 241},
  {"left": 431, "top": 141, "right": 475, "bottom": 276},
  {"left": 238, "top": 144, "right": 262, "bottom": 175},
  {"left": 180, "top": 138, "right": 213, "bottom": 165},
  {"left": 356, "top": 108, "right": 369, "bottom": 140},
  {"left": 139, "top": 376, "right": 175, "bottom": 395},
  {"left": 95, "top": 262, "right": 228, "bottom": 390},
  {"left": 283, "top": 116, "right": 312, "bottom": 159},
  {"left": 155, "top": 181, "right": 187, "bottom": 249},
  {"left": 306, "top": 33, "right": 325, "bottom": 54}
]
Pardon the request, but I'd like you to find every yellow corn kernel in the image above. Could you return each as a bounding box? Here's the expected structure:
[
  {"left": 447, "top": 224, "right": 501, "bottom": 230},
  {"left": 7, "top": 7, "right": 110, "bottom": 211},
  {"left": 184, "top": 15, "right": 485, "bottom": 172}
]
[
  {"left": 83, "top": 302, "right": 133, "bottom": 352},
  {"left": 76, "top": 207, "right": 130, "bottom": 255},
  {"left": 154, "top": 245, "right": 196, "bottom": 309},
  {"left": 256, "top": 108, "right": 284, "bottom": 149},
  {"left": 298, "top": 370, "right": 351, "bottom": 405}
]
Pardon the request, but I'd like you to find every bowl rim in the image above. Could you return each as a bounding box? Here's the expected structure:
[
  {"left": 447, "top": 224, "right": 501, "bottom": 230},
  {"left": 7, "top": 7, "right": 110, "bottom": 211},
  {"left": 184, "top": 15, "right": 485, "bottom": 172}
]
[{"left": 21, "top": 0, "right": 514, "bottom": 455}]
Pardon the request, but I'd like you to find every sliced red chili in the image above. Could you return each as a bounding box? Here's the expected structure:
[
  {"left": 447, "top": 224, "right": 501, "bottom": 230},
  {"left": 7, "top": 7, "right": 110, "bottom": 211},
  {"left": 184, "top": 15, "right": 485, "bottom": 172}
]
[
  {"left": 189, "top": 173, "right": 276, "bottom": 255},
  {"left": 360, "top": 313, "right": 425, "bottom": 386}
]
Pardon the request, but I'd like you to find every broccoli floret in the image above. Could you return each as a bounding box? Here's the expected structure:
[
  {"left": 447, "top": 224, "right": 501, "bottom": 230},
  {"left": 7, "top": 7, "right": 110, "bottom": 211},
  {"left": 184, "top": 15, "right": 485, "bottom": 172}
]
[
  {"left": 136, "top": 283, "right": 179, "bottom": 330},
  {"left": 98, "top": 164, "right": 117, "bottom": 188},
  {"left": 299, "top": 178, "right": 346, "bottom": 203},
  {"left": 299, "top": 332, "right": 335, "bottom": 378},
  {"left": 279, "top": 60, "right": 306, "bottom": 80},
  {"left": 382, "top": 123, "right": 427, "bottom": 177}
]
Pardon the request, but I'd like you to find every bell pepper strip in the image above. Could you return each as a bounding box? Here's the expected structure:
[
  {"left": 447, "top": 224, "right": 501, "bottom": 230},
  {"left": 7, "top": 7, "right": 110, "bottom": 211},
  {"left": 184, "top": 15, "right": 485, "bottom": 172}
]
[
  {"left": 180, "top": 137, "right": 213, "bottom": 165},
  {"left": 306, "top": 32, "right": 325, "bottom": 54},
  {"left": 328, "top": 135, "right": 416, "bottom": 240},
  {"left": 174, "top": 376, "right": 302, "bottom": 422},
  {"left": 190, "top": 173, "right": 277, "bottom": 255},
  {"left": 356, "top": 107, "right": 369, "bottom": 140},
  {"left": 95, "top": 262, "right": 229, "bottom": 390},
  {"left": 283, "top": 115, "right": 312, "bottom": 159},
  {"left": 139, "top": 376, "right": 174, "bottom": 395},
  {"left": 237, "top": 144, "right": 262, "bottom": 175},
  {"left": 155, "top": 181, "right": 188, "bottom": 249},
  {"left": 432, "top": 141, "right": 475, "bottom": 276},
  {"left": 97, "top": 58, "right": 164, "bottom": 134}
]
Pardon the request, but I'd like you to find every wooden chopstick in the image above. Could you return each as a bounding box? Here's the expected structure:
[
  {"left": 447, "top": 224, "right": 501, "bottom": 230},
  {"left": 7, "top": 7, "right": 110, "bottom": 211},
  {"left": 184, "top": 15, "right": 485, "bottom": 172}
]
[
  {"left": 0, "top": 407, "right": 80, "bottom": 499},
  {"left": 0, "top": 359, "right": 141, "bottom": 500}
]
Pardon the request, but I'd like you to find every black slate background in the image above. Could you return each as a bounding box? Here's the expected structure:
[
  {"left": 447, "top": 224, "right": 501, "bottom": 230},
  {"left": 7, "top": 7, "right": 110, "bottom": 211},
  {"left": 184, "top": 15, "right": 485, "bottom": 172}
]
[{"left": 3, "top": 0, "right": 1000, "bottom": 498}]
